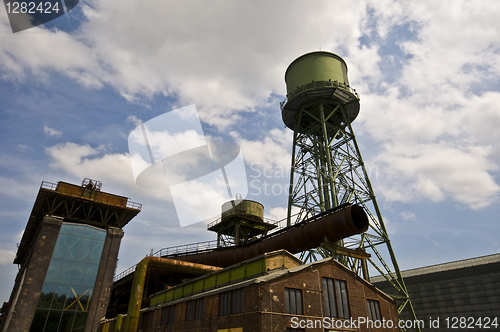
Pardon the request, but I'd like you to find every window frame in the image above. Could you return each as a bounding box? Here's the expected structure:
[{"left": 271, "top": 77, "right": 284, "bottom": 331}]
[
  {"left": 284, "top": 287, "right": 304, "bottom": 315},
  {"left": 185, "top": 298, "right": 204, "bottom": 322},
  {"left": 367, "top": 299, "right": 382, "bottom": 321},
  {"left": 219, "top": 288, "right": 243, "bottom": 317},
  {"left": 322, "top": 277, "right": 351, "bottom": 319},
  {"left": 161, "top": 305, "right": 176, "bottom": 326}
]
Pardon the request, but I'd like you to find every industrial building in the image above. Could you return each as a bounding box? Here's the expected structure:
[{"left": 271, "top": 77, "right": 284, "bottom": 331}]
[
  {"left": 95, "top": 200, "right": 405, "bottom": 332},
  {"left": 0, "top": 179, "right": 141, "bottom": 332},
  {"left": 100, "top": 250, "right": 400, "bottom": 332},
  {"left": 372, "top": 253, "right": 500, "bottom": 332}
]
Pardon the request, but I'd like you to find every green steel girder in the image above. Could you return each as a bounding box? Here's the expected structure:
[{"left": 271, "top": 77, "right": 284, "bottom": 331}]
[{"left": 285, "top": 100, "right": 421, "bottom": 331}]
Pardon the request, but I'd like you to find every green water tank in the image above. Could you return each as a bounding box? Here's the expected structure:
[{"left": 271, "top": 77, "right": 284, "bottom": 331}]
[
  {"left": 281, "top": 51, "right": 360, "bottom": 133},
  {"left": 285, "top": 51, "right": 350, "bottom": 96},
  {"left": 221, "top": 200, "right": 264, "bottom": 223}
]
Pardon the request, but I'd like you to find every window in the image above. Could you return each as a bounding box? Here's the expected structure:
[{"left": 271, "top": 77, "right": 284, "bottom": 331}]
[
  {"left": 141, "top": 311, "right": 154, "bottom": 330},
  {"left": 161, "top": 305, "right": 175, "bottom": 326},
  {"left": 29, "top": 223, "right": 106, "bottom": 332},
  {"left": 185, "top": 298, "right": 204, "bottom": 322},
  {"left": 284, "top": 288, "right": 303, "bottom": 315},
  {"left": 219, "top": 289, "right": 243, "bottom": 317},
  {"left": 322, "top": 278, "right": 350, "bottom": 319},
  {"left": 367, "top": 299, "right": 382, "bottom": 321}
]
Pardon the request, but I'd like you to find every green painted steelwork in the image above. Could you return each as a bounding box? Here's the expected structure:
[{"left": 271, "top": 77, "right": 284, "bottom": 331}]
[
  {"left": 123, "top": 259, "right": 148, "bottom": 332},
  {"left": 149, "top": 250, "right": 301, "bottom": 307},
  {"left": 114, "top": 314, "right": 123, "bottom": 332},
  {"left": 282, "top": 51, "right": 421, "bottom": 332}
]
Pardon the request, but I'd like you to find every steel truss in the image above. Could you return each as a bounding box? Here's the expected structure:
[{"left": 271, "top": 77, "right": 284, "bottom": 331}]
[{"left": 285, "top": 99, "right": 420, "bottom": 331}]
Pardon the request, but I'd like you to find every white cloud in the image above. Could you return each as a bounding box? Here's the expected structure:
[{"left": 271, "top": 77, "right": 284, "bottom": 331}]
[
  {"left": 0, "top": 0, "right": 368, "bottom": 129},
  {"left": 0, "top": 0, "right": 498, "bottom": 211},
  {"left": 44, "top": 125, "right": 62, "bottom": 137},
  {"left": 373, "top": 142, "right": 500, "bottom": 209},
  {"left": 399, "top": 210, "right": 416, "bottom": 221},
  {"left": 45, "top": 142, "right": 173, "bottom": 202},
  {"left": 0, "top": 249, "right": 15, "bottom": 266},
  {"left": 349, "top": 1, "right": 500, "bottom": 209},
  {"left": 232, "top": 128, "right": 292, "bottom": 170}
]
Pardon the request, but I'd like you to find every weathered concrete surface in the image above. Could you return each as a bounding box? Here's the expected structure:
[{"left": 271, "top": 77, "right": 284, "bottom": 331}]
[
  {"left": 2, "top": 216, "right": 62, "bottom": 332},
  {"left": 85, "top": 228, "right": 124, "bottom": 332}
]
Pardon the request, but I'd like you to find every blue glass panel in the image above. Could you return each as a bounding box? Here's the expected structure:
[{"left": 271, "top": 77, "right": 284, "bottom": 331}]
[
  {"left": 76, "top": 238, "right": 92, "bottom": 262},
  {"left": 59, "top": 224, "right": 73, "bottom": 235},
  {"left": 68, "top": 285, "right": 91, "bottom": 312},
  {"left": 45, "top": 310, "right": 62, "bottom": 332},
  {"left": 59, "top": 311, "right": 76, "bottom": 332},
  {"left": 64, "top": 236, "right": 81, "bottom": 261},
  {"left": 64, "top": 287, "right": 78, "bottom": 311},
  {"left": 29, "top": 310, "right": 48, "bottom": 332},
  {"left": 58, "top": 260, "right": 76, "bottom": 285},
  {"left": 82, "top": 226, "right": 96, "bottom": 239},
  {"left": 37, "top": 223, "right": 109, "bottom": 331},
  {"left": 51, "top": 284, "right": 70, "bottom": 310},
  {"left": 73, "top": 312, "right": 87, "bottom": 330},
  {"left": 45, "top": 259, "right": 64, "bottom": 283},
  {"left": 83, "top": 264, "right": 99, "bottom": 287},
  {"left": 53, "top": 234, "right": 70, "bottom": 259},
  {"left": 72, "top": 225, "right": 85, "bottom": 237},
  {"left": 94, "top": 229, "right": 106, "bottom": 241},
  {"left": 38, "top": 283, "right": 56, "bottom": 309},
  {"left": 71, "top": 261, "right": 87, "bottom": 285},
  {"left": 89, "top": 240, "right": 105, "bottom": 264}
]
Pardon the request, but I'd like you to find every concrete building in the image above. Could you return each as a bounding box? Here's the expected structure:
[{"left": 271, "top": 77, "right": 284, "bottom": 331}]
[
  {"left": 100, "top": 250, "right": 400, "bottom": 332},
  {"left": 0, "top": 179, "right": 141, "bottom": 332},
  {"left": 371, "top": 253, "right": 500, "bottom": 332}
]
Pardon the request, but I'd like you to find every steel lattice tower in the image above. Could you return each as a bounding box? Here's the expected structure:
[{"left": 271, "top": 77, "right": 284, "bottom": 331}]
[{"left": 281, "top": 51, "right": 420, "bottom": 331}]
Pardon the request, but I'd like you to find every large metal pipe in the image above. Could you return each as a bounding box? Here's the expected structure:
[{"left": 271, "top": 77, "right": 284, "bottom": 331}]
[
  {"left": 173, "top": 204, "right": 368, "bottom": 267},
  {"left": 123, "top": 256, "right": 221, "bottom": 332}
]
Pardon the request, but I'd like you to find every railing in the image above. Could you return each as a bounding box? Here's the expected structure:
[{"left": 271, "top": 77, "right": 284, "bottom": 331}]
[
  {"left": 41, "top": 181, "right": 58, "bottom": 190},
  {"left": 40, "top": 181, "right": 142, "bottom": 211},
  {"left": 113, "top": 265, "right": 137, "bottom": 281},
  {"left": 206, "top": 215, "right": 282, "bottom": 230},
  {"left": 152, "top": 240, "right": 220, "bottom": 258},
  {"left": 280, "top": 80, "right": 359, "bottom": 109},
  {"left": 126, "top": 200, "right": 142, "bottom": 210}
]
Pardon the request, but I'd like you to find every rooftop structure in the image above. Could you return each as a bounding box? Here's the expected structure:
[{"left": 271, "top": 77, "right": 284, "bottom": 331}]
[
  {"left": 15, "top": 179, "right": 141, "bottom": 265},
  {"left": 1, "top": 179, "right": 141, "bottom": 332}
]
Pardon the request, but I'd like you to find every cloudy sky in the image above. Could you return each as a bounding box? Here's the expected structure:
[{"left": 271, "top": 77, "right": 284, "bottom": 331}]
[{"left": 1, "top": 0, "right": 499, "bottom": 303}]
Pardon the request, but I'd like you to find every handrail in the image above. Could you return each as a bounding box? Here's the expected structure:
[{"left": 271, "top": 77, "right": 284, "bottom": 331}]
[{"left": 206, "top": 215, "right": 281, "bottom": 230}]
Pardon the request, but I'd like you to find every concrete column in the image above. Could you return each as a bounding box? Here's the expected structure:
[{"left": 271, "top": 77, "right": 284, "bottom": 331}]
[
  {"left": 85, "top": 228, "right": 124, "bottom": 332},
  {"left": 2, "top": 216, "right": 62, "bottom": 332}
]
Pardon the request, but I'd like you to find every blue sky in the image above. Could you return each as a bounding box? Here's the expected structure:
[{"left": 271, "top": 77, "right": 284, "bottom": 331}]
[{"left": 1, "top": 0, "right": 500, "bottom": 303}]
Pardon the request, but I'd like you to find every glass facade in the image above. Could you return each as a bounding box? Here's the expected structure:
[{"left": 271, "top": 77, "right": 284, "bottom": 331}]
[{"left": 30, "top": 223, "right": 106, "bottom": 332}]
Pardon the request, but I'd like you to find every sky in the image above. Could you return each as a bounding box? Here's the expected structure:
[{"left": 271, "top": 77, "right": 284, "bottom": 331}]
[{"left": 1, "top": 0, "right": 500, "bottom": 304}]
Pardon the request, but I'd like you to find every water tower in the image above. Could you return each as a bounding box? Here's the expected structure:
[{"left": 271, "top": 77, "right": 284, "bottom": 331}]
[
  {"left": 208, "top": 199, "right": 277, "bottom": 246},
  {"left": 281, "top": 51, "right": 419, "bottom": 330}
]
